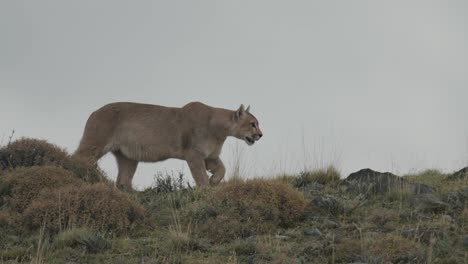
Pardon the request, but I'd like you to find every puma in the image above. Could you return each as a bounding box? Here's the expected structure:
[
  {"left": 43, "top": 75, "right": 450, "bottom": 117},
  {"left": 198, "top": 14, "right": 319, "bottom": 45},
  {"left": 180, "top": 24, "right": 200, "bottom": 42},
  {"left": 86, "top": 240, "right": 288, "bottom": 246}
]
[{"left": 74, "top": 102, "right": 263, "bottom": 190}]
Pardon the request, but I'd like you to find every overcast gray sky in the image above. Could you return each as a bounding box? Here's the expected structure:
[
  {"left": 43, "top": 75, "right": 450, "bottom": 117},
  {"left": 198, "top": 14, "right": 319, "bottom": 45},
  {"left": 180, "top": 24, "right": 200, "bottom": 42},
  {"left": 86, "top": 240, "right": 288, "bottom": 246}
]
[{"left": 1, "top": 0, "right": 467, "bottom": 189}]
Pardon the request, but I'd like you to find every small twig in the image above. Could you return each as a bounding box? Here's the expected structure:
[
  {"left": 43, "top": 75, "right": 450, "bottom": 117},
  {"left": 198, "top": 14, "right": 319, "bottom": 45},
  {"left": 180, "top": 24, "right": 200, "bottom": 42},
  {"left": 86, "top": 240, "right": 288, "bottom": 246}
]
[{"left": 7, "top": 130, "right": 15, "bottom": 146}]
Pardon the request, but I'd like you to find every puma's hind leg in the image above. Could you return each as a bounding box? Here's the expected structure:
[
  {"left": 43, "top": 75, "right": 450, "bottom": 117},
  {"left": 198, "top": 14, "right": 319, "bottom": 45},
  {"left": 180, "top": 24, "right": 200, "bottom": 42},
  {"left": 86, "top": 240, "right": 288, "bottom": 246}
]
[{"left": 113, "top": 151, "right": 138, "bottom": 191}]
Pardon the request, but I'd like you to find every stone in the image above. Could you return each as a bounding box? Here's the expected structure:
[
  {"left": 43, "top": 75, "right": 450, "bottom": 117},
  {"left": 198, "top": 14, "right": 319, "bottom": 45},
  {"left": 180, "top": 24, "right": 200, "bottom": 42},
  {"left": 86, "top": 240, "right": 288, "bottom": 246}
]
[
  {"left": 324, "top": 219, "right": 340, "bottom": 229},
  {"left": 444, "top": 188, "right": 468, "bottom": 210},
  {"left": 312, "top": 195, "right": 344, "bottom": 216},
  {"left": 275, "top": 235, "right": 290, "bottom": 240},
  {"left": 411, "top": 193, "right": 449, "bottom": 213},
  {"left": 304, "top": 228, "right": 322, "bottom": 237},
  {"left": 447, "top": 167, "right": 468, "bottom": 181},
  {"left": 343, "top": 168, "right": 408, "bottom": 196},
  {"left": 463, "top": 236, "right": 468, "bottom": 248},
  {"left": 413, "top": 183, "right": 434, "bottom": 194}
]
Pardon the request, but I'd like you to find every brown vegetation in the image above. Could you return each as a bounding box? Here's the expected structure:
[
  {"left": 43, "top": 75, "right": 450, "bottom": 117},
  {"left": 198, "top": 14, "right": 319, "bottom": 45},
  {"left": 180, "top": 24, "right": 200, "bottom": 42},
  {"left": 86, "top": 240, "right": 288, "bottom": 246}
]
[
  {"left": 25, "top": 183, "right": 146, "bottom": 234},
  {"left": 191, "top": 179, "right": 306, "bottom": 242},
  {"left": 1, "top": 137, "right": 468, "bottom": 263},
  {"left": 0, "top": 138, "right": 104, "bottom": 182},
  {"left": 1, "top": 166, "right": 83, "bottom": 212}
]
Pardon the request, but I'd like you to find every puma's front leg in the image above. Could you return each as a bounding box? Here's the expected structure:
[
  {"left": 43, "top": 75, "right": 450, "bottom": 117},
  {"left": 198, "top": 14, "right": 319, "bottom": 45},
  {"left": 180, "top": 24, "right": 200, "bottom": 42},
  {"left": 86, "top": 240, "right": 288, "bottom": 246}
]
[
  {"left": 186, "top": 152, "right": 210, "bottom": 186},
  {"left": 206, "top": 158, "right": 226, "bottom": 185}
]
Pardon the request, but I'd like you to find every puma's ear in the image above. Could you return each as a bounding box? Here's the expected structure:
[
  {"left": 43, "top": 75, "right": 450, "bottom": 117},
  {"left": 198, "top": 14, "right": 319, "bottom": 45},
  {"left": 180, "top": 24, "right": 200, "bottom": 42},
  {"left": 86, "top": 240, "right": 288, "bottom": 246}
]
[
  {"left": 235, "top": 104, "right": 245, "bottom": 119},
  {"left": 246, "top": 105, "right": 250, "bottom": 113}
]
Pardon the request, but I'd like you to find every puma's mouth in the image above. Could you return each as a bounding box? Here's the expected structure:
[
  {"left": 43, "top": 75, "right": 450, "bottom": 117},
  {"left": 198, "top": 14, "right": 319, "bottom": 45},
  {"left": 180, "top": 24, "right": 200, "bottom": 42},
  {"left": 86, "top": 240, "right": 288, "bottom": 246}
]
[{"left": 245, "top": 137, "right": 255, "bottom": 146}]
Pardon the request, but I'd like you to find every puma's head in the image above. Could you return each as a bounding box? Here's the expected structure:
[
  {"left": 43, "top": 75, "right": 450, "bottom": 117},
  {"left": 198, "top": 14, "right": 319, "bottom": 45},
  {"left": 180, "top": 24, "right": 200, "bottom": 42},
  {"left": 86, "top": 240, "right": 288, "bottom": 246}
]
[{"left": 232, "top": 104, "right": 263, "bottom": 146}]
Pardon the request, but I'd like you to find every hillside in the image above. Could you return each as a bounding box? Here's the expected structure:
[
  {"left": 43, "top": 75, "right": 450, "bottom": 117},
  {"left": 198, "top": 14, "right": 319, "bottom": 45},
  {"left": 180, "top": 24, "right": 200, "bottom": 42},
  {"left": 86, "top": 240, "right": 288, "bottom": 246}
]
[{"left": 1, "top": 138, "right": 467, "bottom": 264}]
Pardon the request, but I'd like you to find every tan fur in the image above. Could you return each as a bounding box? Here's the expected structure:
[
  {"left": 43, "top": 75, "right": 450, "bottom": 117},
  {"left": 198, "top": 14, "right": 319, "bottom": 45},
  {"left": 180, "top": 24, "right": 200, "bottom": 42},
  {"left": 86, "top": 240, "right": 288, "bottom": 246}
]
[{"left": 74, "top": 102, "right": 262, "bottom": 190}]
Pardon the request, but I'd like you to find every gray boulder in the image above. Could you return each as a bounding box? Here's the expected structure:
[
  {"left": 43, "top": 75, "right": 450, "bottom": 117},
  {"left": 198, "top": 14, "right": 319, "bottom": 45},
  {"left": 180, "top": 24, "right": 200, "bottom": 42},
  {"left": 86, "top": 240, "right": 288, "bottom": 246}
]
[
  {"left": 311, "top": 195, "right": 345, "bottom": 217},
  {"left": 343, "top": 168, "right": 408, "bottom": 196},
  {"left": 447, "top": 167, "right": 468, "bottom": 181},
  {"left": 410, "top": 193, "right": 449, "bottom": 213}
]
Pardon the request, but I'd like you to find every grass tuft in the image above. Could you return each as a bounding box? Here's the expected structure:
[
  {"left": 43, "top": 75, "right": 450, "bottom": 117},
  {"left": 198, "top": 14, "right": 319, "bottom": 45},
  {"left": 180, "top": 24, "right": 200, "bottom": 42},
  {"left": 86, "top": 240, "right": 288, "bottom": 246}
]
[{"left": 295, "top": 166, "right": 341, "bottom": 187}]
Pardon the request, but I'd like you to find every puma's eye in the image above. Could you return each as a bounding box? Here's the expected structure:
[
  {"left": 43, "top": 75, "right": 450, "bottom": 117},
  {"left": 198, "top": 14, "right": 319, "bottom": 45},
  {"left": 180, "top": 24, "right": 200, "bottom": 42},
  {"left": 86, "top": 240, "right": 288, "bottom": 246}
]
[{"left": 251, "top": 123, "right": 256, "bottom": 128}]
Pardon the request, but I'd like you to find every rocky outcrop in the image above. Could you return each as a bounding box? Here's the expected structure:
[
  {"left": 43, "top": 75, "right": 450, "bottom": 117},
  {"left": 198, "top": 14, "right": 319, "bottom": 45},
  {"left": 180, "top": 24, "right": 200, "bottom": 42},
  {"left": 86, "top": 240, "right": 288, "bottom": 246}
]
[
  {"left": 410, "top": 193, "right": 449, "bottom": 213},
  {"left": 447, "top": 167, "right": 468, "bottom": 181},
  {"left": 343, "top": 169, "right": 409, "bottom": 196},
  {"left": 343, "top": 168, "right": 436, "bottom": 197}
]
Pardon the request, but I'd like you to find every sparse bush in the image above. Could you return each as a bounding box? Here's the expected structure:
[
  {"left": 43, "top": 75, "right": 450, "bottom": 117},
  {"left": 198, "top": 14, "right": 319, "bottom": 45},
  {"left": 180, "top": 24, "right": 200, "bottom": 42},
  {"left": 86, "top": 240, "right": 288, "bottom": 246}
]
[
  {"left": 1, "top": 166, "right": 83, "bottom": 212},
  {"left": 295, "top": 166, "right": 341, "bottom": 187},
  {"left": 192, "top": 179, "right": 305, "bottom": 242},
  {"left": 24, "top": 183, "right": 146, "bottom": 234},
  {"left": 151, "top": 171, "right": 191, "bottom": 193}
]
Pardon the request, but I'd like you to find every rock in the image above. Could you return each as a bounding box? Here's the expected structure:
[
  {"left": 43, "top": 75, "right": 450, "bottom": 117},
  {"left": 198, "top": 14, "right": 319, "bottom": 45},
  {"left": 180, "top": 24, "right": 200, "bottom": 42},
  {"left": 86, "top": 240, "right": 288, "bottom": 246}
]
[
  {"left": 413, "top": 183, "right": 434, "bottom": 194},
  {"left": 294, "top": 175, "right": 325, "bottom": 192},
  {"left": 275, "top": 235, "right": 290, "bottom": 240},
  {"left": 444, "top": 188, "right": 468, "bottom": 210},
  {"left": 312, "top": 195, "right": 344, "bottom": 216},
  {"left": 402, "top": 227, "right": 448, "bottom": 243},
  {"left": 410, "top": 193, "right": 449, "bottom": 213},
  {"left": 447, "top": 167, "right": 468, "bottom": 181},
  {"left": 324, "top": 219, "right": 340, "bottom": 229},
  {"left": 441, "top": 214, "right": 454, "bottom": 223},
  {"left": 304, "top": 228, "right": 322, "bottom": 237},
  {"left": 343, "top": 168, "right": 408, "bottom": 196},
  {"left": 324, "top": 231, "right": 343, "bottom": 243},
  {"left": 307, "top": 182, "right": 325, "bottom": 192},
  {"left": 463, "top": 236, "right": 468, "bottom": 248}
]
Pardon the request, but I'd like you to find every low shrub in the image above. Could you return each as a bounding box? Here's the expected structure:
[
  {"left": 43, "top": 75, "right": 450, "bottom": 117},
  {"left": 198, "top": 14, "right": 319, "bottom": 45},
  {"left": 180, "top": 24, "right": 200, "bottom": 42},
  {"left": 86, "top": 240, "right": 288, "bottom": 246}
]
[
  {"left": 0, "top": 138, "right": 105, "bottom": 183},
  {"left": 192, "top": 179, "right": 305, "bottom": 242},
  {"left": 62, "top": 155, "right": 105, "bottom": 183},
  {"left": 1, "top": 166, "right": 83, "bottom": 212},
  {"left": 24, "top": 183, "right": 146, "bottom": 234},
  {"left": 0, "top": 138, "right": 68, "bottom": 170}
]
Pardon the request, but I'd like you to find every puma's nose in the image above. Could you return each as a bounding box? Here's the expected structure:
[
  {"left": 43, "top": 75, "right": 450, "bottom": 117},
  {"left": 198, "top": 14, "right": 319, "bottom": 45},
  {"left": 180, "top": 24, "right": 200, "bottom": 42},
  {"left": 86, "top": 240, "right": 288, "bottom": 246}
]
[{"left": 258, "top": 133, "right": 263, "bottom": 138}]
